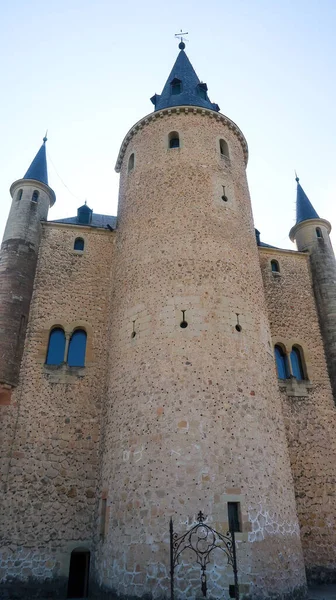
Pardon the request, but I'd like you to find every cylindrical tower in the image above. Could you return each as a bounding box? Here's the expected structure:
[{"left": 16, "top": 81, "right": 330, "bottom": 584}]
[
  {"left": 290, "top": 177, "right": 336, "bottom": 401},
  {"left": 0, "top": 139, "right": 55, "bottom": 392},
  {"left": 97, "top": 48, "right": 306, "bottom": 599}
]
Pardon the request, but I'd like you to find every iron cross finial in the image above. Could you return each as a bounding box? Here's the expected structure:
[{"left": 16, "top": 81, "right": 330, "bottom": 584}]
[{"left": 175, "top": 29, "right": 189, "bottom": 50}]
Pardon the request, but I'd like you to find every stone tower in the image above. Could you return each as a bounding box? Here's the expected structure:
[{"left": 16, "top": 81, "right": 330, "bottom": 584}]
[
  {"left": 290, "top": 177, "right": 336, "bottom": 401},
  {"left": 0, "top": 138, "right": 55, "bottom": 398},
  {"left": 96, "top": 45, "right": 306, "bottom": 598}
]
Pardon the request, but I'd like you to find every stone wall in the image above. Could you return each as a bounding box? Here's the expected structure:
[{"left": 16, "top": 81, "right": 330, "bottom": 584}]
[
  {"left": 0, "top": 222, "right": 114, "bottom": 596},
  {"left": 291, "top": 219, "right": 336, "bottom": 402},
  {"left": 259, "top": 246, "right": 336, "bottom": 584},
  {"left": 0, "top": 181, "right": 54, "bottom": 388},
  {"left": 96, "top": 109, "right": 307, "bottom": 599}
]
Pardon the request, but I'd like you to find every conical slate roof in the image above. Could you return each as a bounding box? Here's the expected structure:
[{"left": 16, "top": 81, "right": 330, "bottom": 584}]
[
  {"left": 150, "top": 45, "right": 220, "bottom": 112},
  {"left": 23, "top": 137, "right": 49, "bottom": 185},
  {"left": 295, "top": 177, "right": 319, "bottom": 224}
]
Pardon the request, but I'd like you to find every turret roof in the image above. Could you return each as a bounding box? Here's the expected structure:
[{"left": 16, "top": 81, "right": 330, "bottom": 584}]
[
  {"left": 150, "top": 44, "right": 220, "bottom": 112},
  {"left": 23, "top": 137, "right": 49, "bottom": 186},
  {"left": 295, "top": 177, "right": 320, "bottom": 224}
]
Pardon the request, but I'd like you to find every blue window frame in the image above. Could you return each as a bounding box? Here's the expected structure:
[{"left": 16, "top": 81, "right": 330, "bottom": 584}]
[
  {"left": 46, "top": 328, "right": 66, "bottom": 365},
  {"left": 274, "top": 345, "right": 289, "bottom": 379},
  {"left": 290, "top": 346, "right": 305, "bottom": 380},
  {"left": 271, "top": 260, "right": 280, "bottom": 273},
  {"left": 67, "top": 329, "right": 87, "bottom": 367},
  {"left": 74, "top": 237, "right": 84, "bottom": 251}
]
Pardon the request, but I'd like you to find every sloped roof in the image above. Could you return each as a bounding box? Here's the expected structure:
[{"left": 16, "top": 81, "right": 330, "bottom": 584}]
[
  {"left": 51, "top": 214, "right": 117, "bottom": 229},
  {"left": 24, "top": 138, "right": 49, "bottom": 186},
  {"left": 150, "top": 46, "right": 219, "bottom": 113},
  {"left": 295, "top": 178, "right": 319, "bottom": 224}
]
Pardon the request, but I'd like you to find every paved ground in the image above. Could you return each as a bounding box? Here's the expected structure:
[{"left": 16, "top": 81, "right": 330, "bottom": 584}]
[{"left": 308, "top": 584, "right": 336, "bottom": 599}]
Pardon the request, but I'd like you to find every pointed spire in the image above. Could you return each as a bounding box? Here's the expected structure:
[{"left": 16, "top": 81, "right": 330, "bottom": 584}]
[
  {"left": 150, "top": 45, "right": 219, "bottom": 112},
  {"left": 23, "top": 136, "right": 49, "bottom": 186},
  {"left": 295, "top": 175, "right": 319, "bottom": 225}
]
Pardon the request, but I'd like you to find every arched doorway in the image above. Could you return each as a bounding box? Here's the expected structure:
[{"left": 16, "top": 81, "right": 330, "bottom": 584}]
[{"left": 67, "top": 548, "right": 90, "bottom": 598}]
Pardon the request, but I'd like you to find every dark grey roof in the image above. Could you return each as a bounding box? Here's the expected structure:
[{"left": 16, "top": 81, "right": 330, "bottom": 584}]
[
  {"left": 258, "top": 241, "right": 279, "bottom": 249},
  {"left": 295, "top": 178, "right": 319, "bottom": 224},
  {"left": 150, "top": 47, "right": 219, "bottom": 113},
  {"left": 51, "top": 213, "right": 117, "bottom": 229},
  {"left": 24, "top": 139, "right": 49, "bottom": 186}
]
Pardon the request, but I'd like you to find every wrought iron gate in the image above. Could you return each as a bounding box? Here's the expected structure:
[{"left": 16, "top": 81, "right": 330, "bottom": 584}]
[{"left": 170, "top": 511, "right": 239, "bottom": 600}]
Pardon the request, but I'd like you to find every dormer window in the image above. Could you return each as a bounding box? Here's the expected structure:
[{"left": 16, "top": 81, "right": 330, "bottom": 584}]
[
  {"left": 77, "top": 203, "right": 93, "bottom": 225},
  {"left": 171, "top": 78, "right": 182, "bottom": 95},
  {"left": 197, "top": 83, "right": 208, "bottom": 100}
]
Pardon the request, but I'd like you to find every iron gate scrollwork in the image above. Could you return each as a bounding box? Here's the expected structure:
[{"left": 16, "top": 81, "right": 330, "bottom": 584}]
[{"left": 170, "top": 511, "right": 239, "bottom": 600}]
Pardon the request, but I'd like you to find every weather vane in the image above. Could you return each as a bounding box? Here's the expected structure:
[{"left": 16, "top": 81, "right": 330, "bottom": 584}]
[{"left": 174, "top": 29, "right": 188, "bottom": 49}]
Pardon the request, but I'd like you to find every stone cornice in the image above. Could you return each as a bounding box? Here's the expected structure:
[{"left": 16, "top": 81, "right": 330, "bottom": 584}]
[
  {"left": 115, "top": 106, "right": 249, "bottom": 172},
  {"left": 10, "top": 178, "right": 56, "bottom": 207},
  {"left": 289, "top": 218, "right": 331, "bottom": 242},
  {"left": 43, "top": 221, "right": 115, "bottom": 234},
  {"left": 258, "top": 245, "right": 308, "bottom": 257}
]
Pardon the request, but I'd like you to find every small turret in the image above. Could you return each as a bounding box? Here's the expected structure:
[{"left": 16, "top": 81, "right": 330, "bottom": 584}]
[
  {"left": 0, "top": 137, "right": 55, "bottom": 392},
  {"left": 290, "top": 176, "right": 336, "bottom": 401}
]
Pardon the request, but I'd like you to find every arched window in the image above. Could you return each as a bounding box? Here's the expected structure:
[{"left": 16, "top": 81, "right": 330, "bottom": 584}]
[
  {"left": 171, "top": 78, "right": 182, "bottom": 95},
  {"left": 274, "top": 345, "right": 289, "bottom": 379},
  {"left": 219, "top": 139, "right": 229, "bottom": 159},
  {"left": 316, "top": 227, "right": 323, "bottom": 239},
  {"left": 32, "top": 190, "right": 39, "bottom": 202},
  {"left": 169, "top": 131, "right": 180, "bottom": 149},
  {"left": 290, "top": 346, "right": 305, "bottom": 380},
  {"left": 46, "top": 328, "right": 66, "bottom": 365},
  {"left": 67, "top": 329, "right": 87, "bottom": 367},
  {"left": 74, "top": 237, "right": 84, "bottom": 251},
  {"left": 128, "top": 153, "right": 135, "bottom": 173},
  {"left": 271, "top": 260, "right": 280, "bottom": 273},
  {"left": 17, "top": 189, "right": 23, "bottom": 201}
]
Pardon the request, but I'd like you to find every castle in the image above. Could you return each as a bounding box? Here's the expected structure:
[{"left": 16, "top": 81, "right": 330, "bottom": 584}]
[{"left": 0, "top": 43, "right": 336, "bottom": 600}]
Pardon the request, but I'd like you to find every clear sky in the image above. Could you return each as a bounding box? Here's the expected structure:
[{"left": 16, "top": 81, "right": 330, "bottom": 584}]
[{"left": 1, "top": 0, "right": 336, "bottom": 249}]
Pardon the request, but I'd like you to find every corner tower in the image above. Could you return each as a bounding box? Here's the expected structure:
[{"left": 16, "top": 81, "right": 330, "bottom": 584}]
[
  {"left": 290, "top": 176, "right": 336, "bottom": 400},
  {"left": 0, "top": 137, "right": 55, "bottom": 394},
  {"left": 97, "top": 46, "right": 306, "bottom": 599}
]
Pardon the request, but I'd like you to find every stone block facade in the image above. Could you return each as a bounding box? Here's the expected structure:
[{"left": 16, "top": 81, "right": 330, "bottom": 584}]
[
  {"left": 0, "top": 223, "right": 114, "bottom": 597},
  {"left": 259, "top": 247, "right": 336, "bottom": 584},
  {"left": 0, "top": 49, "right": 335, "bottom": 600},
  {"left": 95, "top": 110, "right": 306, "bottom": 599}
]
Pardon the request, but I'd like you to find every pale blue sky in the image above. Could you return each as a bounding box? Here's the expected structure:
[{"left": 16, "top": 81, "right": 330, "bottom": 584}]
[{"left": 1, "top": 0, "right": 336, "bottom": 248}]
